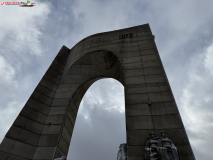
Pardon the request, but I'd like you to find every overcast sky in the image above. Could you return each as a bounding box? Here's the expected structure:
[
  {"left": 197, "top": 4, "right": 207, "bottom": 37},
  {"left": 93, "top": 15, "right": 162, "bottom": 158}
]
[{"left": 0, "top": 0, "right": 213, "bottom": 159}]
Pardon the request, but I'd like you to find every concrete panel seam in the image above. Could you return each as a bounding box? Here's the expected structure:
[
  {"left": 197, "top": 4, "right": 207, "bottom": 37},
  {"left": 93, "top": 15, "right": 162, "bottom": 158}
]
[
  {"left": 0, "top": 150, "right": 31, "bottom": 160},
  {"left": 125, "top": 91, "right": 172, "bottom": 95},
  {"left": 126, "top": 113, "right": 180, "bottom": 117}
]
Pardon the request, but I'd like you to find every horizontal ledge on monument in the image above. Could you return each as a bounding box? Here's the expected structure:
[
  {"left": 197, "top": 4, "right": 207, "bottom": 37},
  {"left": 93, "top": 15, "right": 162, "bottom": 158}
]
[
  {"left": 125, "top": 101, "right": 176, "bottom": 104},
  {"left": 43, "top": 75, "right": 61, "bottom": 84},
  {"left": 22, "top": 107, "right": 69, "bottom": 119},
  {"left": 30, "top": 92, "right": 53, "bottom": 106},
  {"left": 49, "top": 66, "right": 64, "bottom": 75},
  {"left": 13, "top": 116, "right": 44, "bottom": 133},
  {"left": 127, "top": 85, "right": 169, "bottom": 89},
  {"left": 103, "top": 39, "right": 139, "bottom": 46},
  {"left": 122, "top": 58, "right": 159, "bottom": 65},
  {"left": 58, "top": 81, "right": 96, "bottom": 85},
  {"left": 26, "top": 98, "right": 51, "bottom": 109},
  {"left": 126, "top": 113, "right": 179, "bottom": 117},
  {"left": 45, "top": 70, "right": 62, "bottom": 80},
  {"left": 0, "top": 151, "right": 31, "bottom": 160},
  {"left": 51, "top": 98, "right": 72, "bottom": 100},
  {"left": 125, "top": 101, "right": 175, "bottom": 105},
  {"left": 56, "top": 83, "right": 82, "bottom": 90},
  {"left": 126, "top": 114, "right": 183, "bottom": 129},
  {"left": 41, "top": 77, "right": 59, "bottom": 86},
  {"left": 121, "top": 52, "right": 157, "bottom": 58},
  {"left": 5, "top": 135, "right": 39, "bottom": 148},
  {"left": 35, "top": 84, "right": 56, "bottom": 94},
  {"left": 49, "top": 105, "right": 69, "bottom": 107},
  {"left": 51, "top": 99, "right": 71, "bottom": 106},
  {"left": 126, "top": 113, "right": 180, "bottom": 117},
  {"left": 17, "top": 114, "right": 47, "bottom": 126},
  {"left": 69, "top": 58, "right": 118, "bottom": 65},
  {"left": 126, "top": 128, "right": 185, "bottom": 132},
  {"left": 126, "top": 128, "right": 185, "bottom": 131},
  {"left": 33, "top": 147, "right": 56, "bottom": 159},
  {"left": 124, "top": 73, "right": 165, "bottom": 78},
  {"left": 125, "top": 91, "right": 172, "bottom": 95},
  {"left": 127, "top": 145, "right": 190, "bottom": 147},
  {"left": 42, "top": 125, "right": 63, "bottom": 135},
  {"left": 21, "top": 105, "right": 49, "bottom": 117},
  {"left": 124, "top": 73, "right": 166, "bottom": 78},
  {"left": 124, "top": 79, "right": 168, "bottom": 85},
  {"left": 5, "top": 128, "right": 40, "bottom": 147},
  {"left": 123, "top": 65, "right": 163, "bottom": 71}
]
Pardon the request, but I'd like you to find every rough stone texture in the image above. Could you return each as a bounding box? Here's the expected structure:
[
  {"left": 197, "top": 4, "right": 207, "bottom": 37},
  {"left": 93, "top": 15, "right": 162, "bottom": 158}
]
[{"left": 0, "top": 24, "right": 195, "bottom": 160}]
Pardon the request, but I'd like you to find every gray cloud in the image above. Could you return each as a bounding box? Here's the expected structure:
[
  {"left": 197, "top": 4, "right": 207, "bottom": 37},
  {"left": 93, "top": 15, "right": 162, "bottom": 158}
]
[
  {"left": 179, "top": 43, "right": 213, "bottom": 159},
  {"left": 0, "top": 0, "right": 52, "bottom": 139}
]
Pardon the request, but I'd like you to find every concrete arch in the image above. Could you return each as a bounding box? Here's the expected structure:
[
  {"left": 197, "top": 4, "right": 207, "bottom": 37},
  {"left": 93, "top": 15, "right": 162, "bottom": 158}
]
[{"left": 0, "top": 24, "right": 195, "bottom": 160}]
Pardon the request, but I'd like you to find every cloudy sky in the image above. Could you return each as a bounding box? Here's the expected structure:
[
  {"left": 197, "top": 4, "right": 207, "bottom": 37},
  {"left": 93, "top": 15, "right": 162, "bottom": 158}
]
[{"left": 0, "top": 0, "right": 213, "bottom": 159}]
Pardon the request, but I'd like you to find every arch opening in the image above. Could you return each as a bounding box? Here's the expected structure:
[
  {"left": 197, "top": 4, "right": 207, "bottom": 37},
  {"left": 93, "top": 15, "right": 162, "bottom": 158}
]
[{"left": 67, "top": 78, "right": 125, "bottom": 160}]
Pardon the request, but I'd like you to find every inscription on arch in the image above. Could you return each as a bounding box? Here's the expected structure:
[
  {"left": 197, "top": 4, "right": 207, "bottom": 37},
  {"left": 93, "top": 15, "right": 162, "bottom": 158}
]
[{"left": 119, "top": 33, "right": 133, "bottom": 39}]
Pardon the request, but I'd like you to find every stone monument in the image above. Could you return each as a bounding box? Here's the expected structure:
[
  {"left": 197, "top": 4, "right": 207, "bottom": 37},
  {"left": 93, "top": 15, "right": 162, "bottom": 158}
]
[
  {"left": 0, "top": 24, "right": 195, "bottom": 160},
  {"left": 144, "top": 131, "right": 179, "bottom": 160}
]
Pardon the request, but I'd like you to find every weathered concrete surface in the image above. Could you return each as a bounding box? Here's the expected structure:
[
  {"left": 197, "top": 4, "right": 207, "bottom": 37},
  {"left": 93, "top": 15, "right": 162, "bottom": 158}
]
[{"left": 0, "top": 24, "right": 195, "bottom": 160}]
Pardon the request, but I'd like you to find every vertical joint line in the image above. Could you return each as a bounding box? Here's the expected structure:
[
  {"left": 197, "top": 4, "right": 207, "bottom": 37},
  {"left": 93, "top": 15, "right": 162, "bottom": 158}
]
[{"left": 137, "top": 32, "right": 155, "bottom": 129}]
